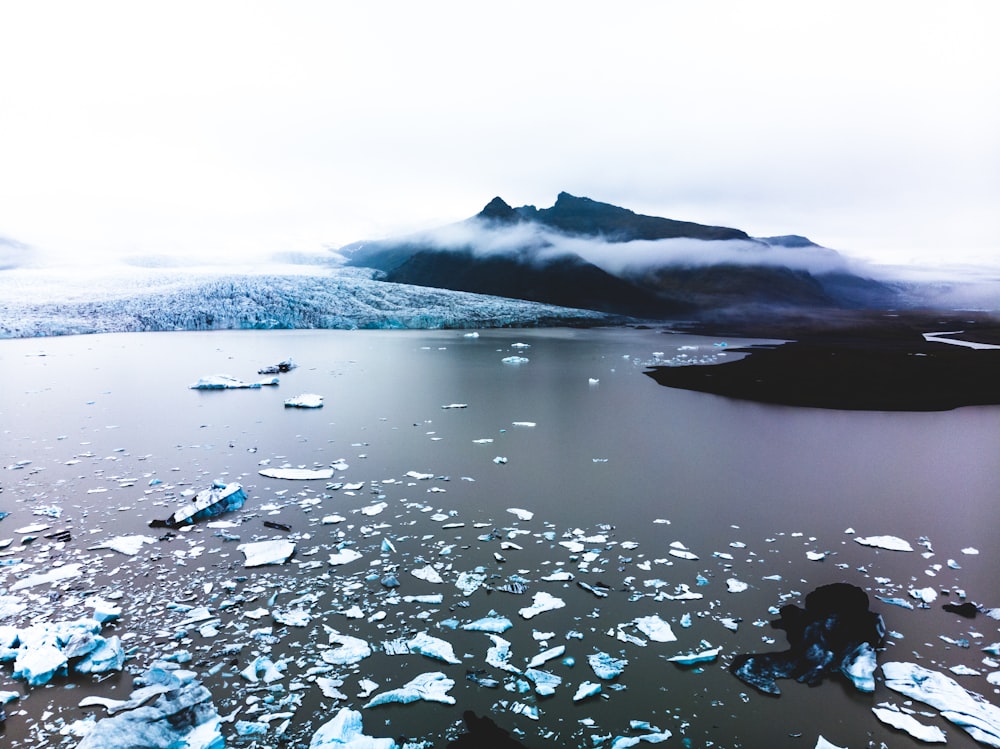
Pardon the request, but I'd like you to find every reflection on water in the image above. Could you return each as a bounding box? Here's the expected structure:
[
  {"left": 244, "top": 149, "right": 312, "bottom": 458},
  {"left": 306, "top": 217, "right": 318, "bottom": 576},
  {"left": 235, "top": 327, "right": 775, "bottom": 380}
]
[{"left": 1, "top": 328, "right": 997, "bottom": 748}]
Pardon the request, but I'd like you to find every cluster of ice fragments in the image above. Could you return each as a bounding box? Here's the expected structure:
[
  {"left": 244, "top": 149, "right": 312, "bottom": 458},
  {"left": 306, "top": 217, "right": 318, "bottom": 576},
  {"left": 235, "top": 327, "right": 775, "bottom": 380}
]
[{"left": 1, "top": 354, "right": 997, "bottom": 747}]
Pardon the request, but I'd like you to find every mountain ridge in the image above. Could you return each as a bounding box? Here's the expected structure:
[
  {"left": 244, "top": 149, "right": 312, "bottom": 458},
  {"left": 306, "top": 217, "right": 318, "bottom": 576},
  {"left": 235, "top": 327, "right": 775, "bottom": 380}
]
[{"left": 342, "top": 193, "right": 900, "bottom": 318}]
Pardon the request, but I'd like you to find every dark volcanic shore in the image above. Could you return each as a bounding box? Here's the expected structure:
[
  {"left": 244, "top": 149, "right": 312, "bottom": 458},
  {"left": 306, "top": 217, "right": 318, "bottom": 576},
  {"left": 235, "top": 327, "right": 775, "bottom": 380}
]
[{"left": 647, "top": 308, "right": 1000, "bottom": 411}]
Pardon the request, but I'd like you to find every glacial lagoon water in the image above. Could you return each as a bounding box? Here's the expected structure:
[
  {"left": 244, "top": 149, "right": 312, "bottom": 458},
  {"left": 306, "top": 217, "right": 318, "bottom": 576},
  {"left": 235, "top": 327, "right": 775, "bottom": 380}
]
[{"left": 1, "top": 327, "right": 998, "bottom": 748}]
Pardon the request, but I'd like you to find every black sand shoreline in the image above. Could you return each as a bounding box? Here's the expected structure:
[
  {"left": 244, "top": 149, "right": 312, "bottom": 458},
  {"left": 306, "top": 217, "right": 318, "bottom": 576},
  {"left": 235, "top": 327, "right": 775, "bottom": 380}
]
[{"left": 646, "top": 308, "right": 1000, "bottom": 411}]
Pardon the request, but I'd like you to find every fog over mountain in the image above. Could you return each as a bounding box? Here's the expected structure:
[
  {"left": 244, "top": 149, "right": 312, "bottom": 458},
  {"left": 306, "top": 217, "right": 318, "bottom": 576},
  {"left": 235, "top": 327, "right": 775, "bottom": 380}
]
[{"left": 342, "top": 193, "right": 904, "bottom": 317}]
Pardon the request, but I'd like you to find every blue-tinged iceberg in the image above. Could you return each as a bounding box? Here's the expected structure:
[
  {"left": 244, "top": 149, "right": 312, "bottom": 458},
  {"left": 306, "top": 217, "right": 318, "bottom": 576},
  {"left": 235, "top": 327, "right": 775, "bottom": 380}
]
[
  {"left": 149, "top": 482, "right": 246, "bottom": 529},
  {"left": 76, "top": 666, "right": 223, "bottom": 749},
  {"left": 309, "top": 708, "right": 397, "bottom": 748}
]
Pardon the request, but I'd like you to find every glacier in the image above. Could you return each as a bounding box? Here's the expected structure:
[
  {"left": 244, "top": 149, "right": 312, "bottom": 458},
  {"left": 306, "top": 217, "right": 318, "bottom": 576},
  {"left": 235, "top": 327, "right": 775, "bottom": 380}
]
[{"left": 0, "top": 267, "right": 614, "bottom": 338}]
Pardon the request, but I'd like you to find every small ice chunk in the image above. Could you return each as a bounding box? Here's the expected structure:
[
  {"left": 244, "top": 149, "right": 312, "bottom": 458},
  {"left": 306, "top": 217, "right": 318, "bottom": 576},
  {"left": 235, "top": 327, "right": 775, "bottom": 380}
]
[
  {"left": 327, "top": 549, "right": 363, "bottom": 566},
  {"left": 273, "top": 609, "right": 311, "bottom": 627},
  {"left": 10, "top": 563, "right": 84, "bottom": 591},
  {"left": 588, "top": 651, "right": 628, "bottom": 679},
  {"left": 507, "top": 507, "right": 534, "bottom": 521},
  {"left": 518, "top": 592, "right": 565, "bottom": 620},
  {"left": 90, "top": 535, "right": 156, "bottom": 556},
  {"left": 726, "top": 579, "right": 749, "bottom": 593},
  {"left": 485, "top": 635, "right": 520, "bottom": 674},
  {"left": 322, "top": 633, "right": 372, "bottom": 665},
  {"left": 190, "top": 374, "right": 278, "bottom": 389},
  {"left": 462, "top": 615, "right": 513, "bottom": 634},
  {"left": 633, "top": 615, "right": 677, "bottom": 643},
  {"left": 284, "top": 393, "right": 323, "bottom": 408},
  {"left": 364, "top": 672, "right": 456, "bottom": 707},
  {"left": 259, "top": 467, "right": 335, "bottom": 480},
  {"left": 241, "top": 656, "right": 284, "bottom": 683},
  {"left": 854, "top": 535, "right": 914, "bottom": 552},
  {"left": 501, "top": 356, "right": 529, "bottom": 364},
  {"left": 238, "top": 540, "right": 295, "bottom": 567},
  {"left": 411, "top": 565, "right": 444, "bottom": 584},
  {"left": 407, "top": 632, "right": 461, "bottom": 665},
  {"left": 573, "top": 681, "right": 602, "bottom": 702},
  {"left": 455, "top": 571, "right": 486, "bottom": 596},
  {"left": 308, "top": 708, "right": 396, "bottom": 749},
  {"left": 814, "top": 738, "right": 846, "bottom": 749},
  {"left": 526, "top": 645, "right": 566, "bottom": 669},
  {"left": 667, "top": 646, "right": 722, "bottom": 665},
  {"left": 962, "top": 547, "right": 980, "bottom": 555},
  {"left": 525, "top": 668, "right": 561, "bottom": 696},
  {"left": 316, "top": 677, "right": 348, "bottom": 701},
  {"left": 909, "top": 587, "right": 938, "bottom": 604},
  {"left": 872, "top": 705, "right": 946, "bottom": 744}
]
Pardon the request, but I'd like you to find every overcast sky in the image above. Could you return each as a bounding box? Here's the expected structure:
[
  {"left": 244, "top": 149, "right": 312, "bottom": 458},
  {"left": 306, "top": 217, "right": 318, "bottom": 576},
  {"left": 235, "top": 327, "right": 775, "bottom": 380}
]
[{"left": 1, "top": 1, "right": 997, "bottom": 270}]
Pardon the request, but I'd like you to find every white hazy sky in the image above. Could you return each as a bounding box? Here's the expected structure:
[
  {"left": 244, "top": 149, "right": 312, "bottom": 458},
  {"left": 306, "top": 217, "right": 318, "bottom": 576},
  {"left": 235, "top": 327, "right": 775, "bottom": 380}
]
[{"left": 1, "top": 1, "right": 998, "bottom": 269}]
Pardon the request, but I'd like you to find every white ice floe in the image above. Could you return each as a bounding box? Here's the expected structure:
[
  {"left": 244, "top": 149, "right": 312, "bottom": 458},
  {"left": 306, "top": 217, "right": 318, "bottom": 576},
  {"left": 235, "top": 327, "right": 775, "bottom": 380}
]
[
  {"left": 327, "top": 549, "right": 363, "bottom": 566},
  {"left": 455, "top": 571, "right": 486, "bottom": 596},
  {"left": 573, "top": 681, "right": 602, "bottom": 702},
  {"left": 909, "top": 586, "right": 938, "bottom": 604},
  {"left": 854, "top": 535, "right": 914, "bottom": 552},
  {"left": 76, "top": 667, "right": 222, "bottom": 749},
  {"left": 308, "top": 708, "right": 397, "bottom": 749},
  {"left": 882, "top": 661, "right": 1000, "bottom": 747},
  {"left": 259, "top": 467, "right": 335, "bottom": 480},
  {"left": 872, "top": 704, "right": 947, "bottom": 743},
  {"left": 462, "top": 614, "right": 513, "bottom": 633},
  {"left": 814, "top": 738, "right": 846, "bottom": 749},
  {"left": 411, "top": 565, "right": 444, "bottom": 584},
  {"left": 501, "top": 356, "right": 529, "bottom": 364},
  {"left": 726, "top": 578, "right": 749, "bottom": 593},
  {"left": 10, "top": 562, "right": 83, "bottom": 591},
  {"left": 633, "top": 615, "right": 677, "bottom": 643},
  {"left": 486, "top": 635, "right": 520, "bottom": 674},
  {"left": 90, "top": 534, "right": 156, "bottom": 556},
  {"left": 525, "top": 668, "right": 561, "bottom": 696},
  {"left": 273, "top": 609, "right": 311, "bottom": 627},
  {"left": 190, "top": 374, "right": 279, "bottom": 389},
  {"left": 588, "top": 651, "right": 628, "bottom": 679},
  {"left": 518, "top": 592, "right": 566, "bottom": 620},
  {"left": 322, "top": 632, "right": 373, "bottom": 666},
  {"left": 284, "top": 393, "right": 324, "bottom": 408},
  {"left": 507, "top": 507, "right": 534, "bottom": 521},
  {"left": 407, "top": 632, "right": 461, "bottom": 665},
  {"left": 237, "top": 539, "right": 295, "bottom": 567},
  {"left": 666, "top": 646, "right": 722, "bottom": 665},
  {"left": 526, "top": 645, "right": 566, "bottom": 669},
  {"left": 364, "top": 671, "right": 456, "bottom": 707}
]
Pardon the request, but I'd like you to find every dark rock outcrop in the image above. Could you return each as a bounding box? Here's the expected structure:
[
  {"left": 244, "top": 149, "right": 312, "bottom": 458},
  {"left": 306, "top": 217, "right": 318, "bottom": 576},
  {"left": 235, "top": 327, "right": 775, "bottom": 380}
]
[{"left": 730, "top": 583, "right": 886, "bottom": 695}]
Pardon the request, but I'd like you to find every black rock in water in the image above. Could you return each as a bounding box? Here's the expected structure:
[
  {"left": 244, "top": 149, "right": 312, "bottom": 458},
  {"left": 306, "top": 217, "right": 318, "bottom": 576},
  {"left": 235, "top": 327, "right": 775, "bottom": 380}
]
[
  {"left": 446, "top": 711, "right": 529, "bottom": 748},
  {"left": 730, "top": 582, "right": 886, "bottom": 696}
]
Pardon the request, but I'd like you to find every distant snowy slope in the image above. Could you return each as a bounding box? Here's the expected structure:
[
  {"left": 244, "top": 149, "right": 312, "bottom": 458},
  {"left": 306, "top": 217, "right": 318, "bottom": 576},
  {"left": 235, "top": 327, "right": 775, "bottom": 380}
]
[{"left": 0, "top": 268, "right": 612, "bottom": 338}]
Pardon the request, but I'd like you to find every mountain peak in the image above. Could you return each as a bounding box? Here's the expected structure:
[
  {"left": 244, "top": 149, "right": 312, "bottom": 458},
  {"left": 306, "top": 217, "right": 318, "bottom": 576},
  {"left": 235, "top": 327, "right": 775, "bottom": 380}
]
[{"left": 477, "top": 196, "right": 520, "bottom": 223}]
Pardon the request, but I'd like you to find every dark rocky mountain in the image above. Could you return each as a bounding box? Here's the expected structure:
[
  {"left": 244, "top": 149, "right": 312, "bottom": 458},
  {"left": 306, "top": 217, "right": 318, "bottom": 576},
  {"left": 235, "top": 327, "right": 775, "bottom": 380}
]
[{"left": 341, "top": 193, "right": 901, "bottom": 319}]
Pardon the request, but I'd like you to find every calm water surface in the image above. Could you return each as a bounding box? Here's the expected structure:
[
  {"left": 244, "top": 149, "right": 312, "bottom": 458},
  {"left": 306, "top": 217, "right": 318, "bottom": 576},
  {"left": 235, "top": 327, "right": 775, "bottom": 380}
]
[{"left": 1, "top": 328, "right": 998, "bottom": 748}]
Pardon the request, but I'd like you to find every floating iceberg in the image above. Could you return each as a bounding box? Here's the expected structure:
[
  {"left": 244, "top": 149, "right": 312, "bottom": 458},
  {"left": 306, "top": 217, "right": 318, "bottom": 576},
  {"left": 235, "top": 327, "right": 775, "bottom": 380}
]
[
  {"left": 149, "top": 482, "right": 246, "bottom": 529},
  {"left": 10, "top": 562, "right": 83, "bottom": 591},
  {"left": 328, "top": 548, "right": 363, "bottom": 566},
  {"left": 364, "top": 671, "right": 456, "bottom": 707},
  {"left": 237, "top": 539, "right": 295, "bottom": 567},
  {"left": 633, "top": 615, "right": 677, "bottom": 643},
  {"left": 667, "top": 646, "right": 722, "bottom": 665},
  {"left": 462, "top": 615, "right": 513, "bottom": 634},
  {"left": 76, "top": 667, "right": 222, "bottom": 749},
  {"left": 190, "top": 374, "right": 278, "bottom": 389},
  {"left": 853, "top": 535, "right": 914, "bottom": 552},
  {"left": 501, "top": 356, "right": 529, "bottom": 364},
  {"left": 407, "top": 632, "right": 461, "bottom": 665},
  {"left": 573, "top": 681, "right": 602, "bottom": 702},
  {"left": 518, "top": 592, "right": 565, "bottom": 620},
  {"left": 588, "top": 651, "right": 628, "bottom": 679},
  {"left": 309, "top": 708, "right": 397, "bottom": 749},
  {"left": 259, "top": 467, "right": 336, "bottom": 480},
  {"left": 882, "top": 661, "right": 1000, "bottom": 747},
  {"left": 90, "top": 534, "right": 157, "bottom": 556},
  {"left": 285, "top": 393, "right": 324, "bottom": 408},
  {"left": 323, "top": 632, "right": 372, "bottom": 665},
  {"left": 872, "top": 704, "right": 947, "bottom": 743},
  {"left": 258, "top": 357, "right": 297, "bottom": 375}
]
